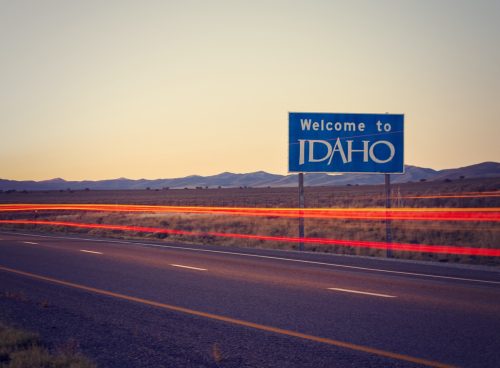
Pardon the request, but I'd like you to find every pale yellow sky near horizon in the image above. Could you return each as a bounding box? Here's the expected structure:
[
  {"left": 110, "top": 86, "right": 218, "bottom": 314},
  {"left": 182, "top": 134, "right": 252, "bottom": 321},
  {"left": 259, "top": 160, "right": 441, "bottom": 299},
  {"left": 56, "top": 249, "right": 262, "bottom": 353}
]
[{"left": 1, "top": 0, "right": 499, "bottom": 181}]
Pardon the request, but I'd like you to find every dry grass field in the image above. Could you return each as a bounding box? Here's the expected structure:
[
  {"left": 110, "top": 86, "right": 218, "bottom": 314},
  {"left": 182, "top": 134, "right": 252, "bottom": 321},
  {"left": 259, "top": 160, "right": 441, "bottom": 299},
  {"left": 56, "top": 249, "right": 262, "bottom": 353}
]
[
  {"left": 1, "top": 177, "right": 499, "bottom": 266},
  {"left": 1, "top": 177, "right": 499, "bottom": 208}
]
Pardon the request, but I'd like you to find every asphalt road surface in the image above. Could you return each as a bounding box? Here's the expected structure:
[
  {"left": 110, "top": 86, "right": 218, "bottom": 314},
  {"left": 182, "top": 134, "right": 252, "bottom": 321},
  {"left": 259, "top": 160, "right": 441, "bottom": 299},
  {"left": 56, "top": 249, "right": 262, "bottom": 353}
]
[{"left": 1, "top": 231, "right": 499, "bottom": 368}]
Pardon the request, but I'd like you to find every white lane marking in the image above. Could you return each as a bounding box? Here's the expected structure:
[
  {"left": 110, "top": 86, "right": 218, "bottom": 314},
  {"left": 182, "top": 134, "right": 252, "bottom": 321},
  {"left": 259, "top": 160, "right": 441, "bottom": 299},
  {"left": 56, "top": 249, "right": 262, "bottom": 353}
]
[
  {"left": 328, "top": 287, "right": 396, "bottom": 298},
  {"left": 5, "top": 232, "right": 500, "bottom": 285},
  {"left": 170, "top": 264, "right": 207, "bottom": 271},
  {"left": 22, "top": 241, "right": 39, "bottom": 245},
  {"left": 80, "top": 249, "right": 103, "bottom": 255}
]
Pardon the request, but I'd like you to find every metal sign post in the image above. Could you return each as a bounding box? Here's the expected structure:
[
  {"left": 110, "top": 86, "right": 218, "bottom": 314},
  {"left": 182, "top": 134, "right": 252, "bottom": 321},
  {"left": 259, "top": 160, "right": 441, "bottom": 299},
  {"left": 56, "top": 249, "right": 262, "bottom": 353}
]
[
  {"left": 298, "top": 172, "right": 305, "bottom": 251},
  {"left": 385, "top": 174, "right": 393, "bottom": 257}
]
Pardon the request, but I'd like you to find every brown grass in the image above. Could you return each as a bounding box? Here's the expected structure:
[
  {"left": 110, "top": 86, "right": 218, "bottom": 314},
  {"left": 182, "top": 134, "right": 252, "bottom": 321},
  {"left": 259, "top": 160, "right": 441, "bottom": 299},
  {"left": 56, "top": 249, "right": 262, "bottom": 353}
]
[
  {"left": 0, "top": 322, "right": 95, "bottom": 368},
  {"left": 211, "top": 343, "right": 224, "bottom": 364}
]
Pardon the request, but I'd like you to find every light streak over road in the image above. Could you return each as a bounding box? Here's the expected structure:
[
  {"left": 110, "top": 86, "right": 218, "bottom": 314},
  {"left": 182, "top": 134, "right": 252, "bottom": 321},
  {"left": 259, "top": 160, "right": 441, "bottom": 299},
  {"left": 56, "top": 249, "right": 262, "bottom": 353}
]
[
  {"left": 0, "top": 204, "right": 499, "bottom": 222},
  {"left": 6, "top": 231, "right": 499, "bottom": 284},
  {"left": 1, "top": 219, "right": 498, "bottom": 257}
]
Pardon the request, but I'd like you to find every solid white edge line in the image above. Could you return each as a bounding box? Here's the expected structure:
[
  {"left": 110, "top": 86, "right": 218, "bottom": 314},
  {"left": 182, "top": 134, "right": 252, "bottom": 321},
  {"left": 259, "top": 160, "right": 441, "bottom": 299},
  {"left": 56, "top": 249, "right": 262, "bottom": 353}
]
[
  {"left": 80, "top": 249, "right": 103, "bottom": 255},
  {"left": 4, "top": 232, "right": 500, "bottom": 285},
  {"left": 328, "top": 287, "right": 396, "bottom": 298},
  {"left": 170, "top": 264, "right": 207, "bottom": 271}
]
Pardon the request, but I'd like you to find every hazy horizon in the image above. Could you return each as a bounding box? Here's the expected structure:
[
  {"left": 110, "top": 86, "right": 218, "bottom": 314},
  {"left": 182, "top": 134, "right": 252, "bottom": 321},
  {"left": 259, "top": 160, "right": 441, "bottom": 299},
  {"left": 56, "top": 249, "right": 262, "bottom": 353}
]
[
  {"left": 1, "top": 160, "right": 497, "bottom": 182},
  {"left": 1, "top": 0, "right": 499, "bottom": 181}
]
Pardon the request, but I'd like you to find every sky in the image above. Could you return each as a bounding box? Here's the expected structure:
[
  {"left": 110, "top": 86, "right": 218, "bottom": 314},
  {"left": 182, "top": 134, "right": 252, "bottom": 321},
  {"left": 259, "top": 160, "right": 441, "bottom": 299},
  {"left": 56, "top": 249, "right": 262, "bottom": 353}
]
[{"left": 1, "top": 0, "right": 499, "bottom": 181}]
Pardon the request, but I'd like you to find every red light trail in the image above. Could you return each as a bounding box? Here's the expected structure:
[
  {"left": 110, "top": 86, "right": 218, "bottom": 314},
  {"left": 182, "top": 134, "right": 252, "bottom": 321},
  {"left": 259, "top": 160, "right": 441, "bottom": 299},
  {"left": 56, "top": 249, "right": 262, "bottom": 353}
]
[
  {"left": 0, "top": 204, "right": 499, "bottom": 222},
  {"left": 0, "top": 219, "right": 498, "bottom": 257}
]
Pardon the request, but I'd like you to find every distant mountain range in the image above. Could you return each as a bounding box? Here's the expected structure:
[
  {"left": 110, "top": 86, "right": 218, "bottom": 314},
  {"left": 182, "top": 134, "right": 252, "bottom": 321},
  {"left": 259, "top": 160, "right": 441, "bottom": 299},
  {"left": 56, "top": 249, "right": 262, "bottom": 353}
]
[{"left": 1, "top": 162, "right": 499, "bottom": 191}]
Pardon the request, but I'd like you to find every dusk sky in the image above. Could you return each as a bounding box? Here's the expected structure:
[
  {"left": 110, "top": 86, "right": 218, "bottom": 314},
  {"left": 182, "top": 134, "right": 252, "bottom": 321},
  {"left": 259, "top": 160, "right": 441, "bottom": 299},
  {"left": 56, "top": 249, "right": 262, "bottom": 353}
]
[{"left": 1, "top": 0, "right": 499, "bottom": 181}]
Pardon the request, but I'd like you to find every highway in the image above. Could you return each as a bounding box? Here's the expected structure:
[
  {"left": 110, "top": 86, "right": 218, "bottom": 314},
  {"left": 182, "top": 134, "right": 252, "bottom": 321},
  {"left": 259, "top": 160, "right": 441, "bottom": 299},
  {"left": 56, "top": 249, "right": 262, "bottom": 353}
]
[{"left": 1, "top": 231, "right": 499, "bottom": 367}]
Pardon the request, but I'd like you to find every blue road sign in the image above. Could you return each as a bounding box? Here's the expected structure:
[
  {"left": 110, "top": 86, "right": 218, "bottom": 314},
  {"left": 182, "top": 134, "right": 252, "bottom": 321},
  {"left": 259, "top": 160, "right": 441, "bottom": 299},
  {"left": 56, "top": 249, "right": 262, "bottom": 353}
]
[{"left": 289, "top": 112, "right": 404, "bottom": 173}]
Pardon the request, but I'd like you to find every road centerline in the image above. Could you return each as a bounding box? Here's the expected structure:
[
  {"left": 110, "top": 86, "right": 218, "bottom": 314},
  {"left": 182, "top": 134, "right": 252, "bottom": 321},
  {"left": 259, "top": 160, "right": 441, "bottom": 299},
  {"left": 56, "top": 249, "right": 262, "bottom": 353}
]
[
  {"left": 79, "top": 249, "right": 103, "bottom": 255},
  {"left": 0, "top": 265, "right": 455, "bottom": 368},
  {"left": 170, "top": 264, "right": 207, "bottom": 271},
  {"left": 3, "top": 232, "right": 500, "bottom": 285},
  {"left": 327, "top": 287, "right": 396, "bottom": 298}
]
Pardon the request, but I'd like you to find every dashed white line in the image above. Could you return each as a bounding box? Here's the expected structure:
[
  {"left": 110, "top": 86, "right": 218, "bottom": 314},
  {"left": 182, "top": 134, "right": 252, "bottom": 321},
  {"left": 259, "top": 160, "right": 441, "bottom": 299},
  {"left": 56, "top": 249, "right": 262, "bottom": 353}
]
[
  {"left": 22, "top": 241, "right": 39, "bottom": 245},
  {"left": 79, "top": 249, "right": 103, "bottom": 255},
  {"left": 4, "top": 232, "right": 500, "bottom": 285},
  {"left": 328, "top": 287, "right": 396, "bottom": 298},
  {"left": 170, "top": 264, "right": 207, "bottom": 271}
]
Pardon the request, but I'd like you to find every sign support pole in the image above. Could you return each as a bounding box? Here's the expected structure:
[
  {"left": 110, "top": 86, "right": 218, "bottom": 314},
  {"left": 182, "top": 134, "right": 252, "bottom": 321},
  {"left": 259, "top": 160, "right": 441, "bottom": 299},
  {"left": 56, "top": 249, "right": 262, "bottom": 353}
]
[
  {"left": 298, "top": 172, "right": 305, "bottom": 251},
  {"left": 385, "top": 174, "right": 393, "bottom": 257}
]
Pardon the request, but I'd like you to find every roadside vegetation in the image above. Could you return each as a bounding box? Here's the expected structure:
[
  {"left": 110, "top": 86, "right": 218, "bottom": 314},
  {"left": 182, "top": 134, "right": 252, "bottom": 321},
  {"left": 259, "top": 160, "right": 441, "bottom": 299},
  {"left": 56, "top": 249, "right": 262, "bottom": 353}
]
[
  {"left": 0, "top": 322, "right": 95, "bottom": 368},
  {"left": 0, "top": 177, "right": 498, "bottom": 266}
]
